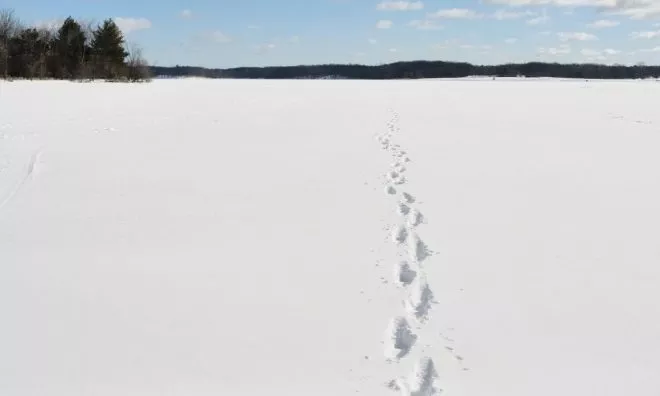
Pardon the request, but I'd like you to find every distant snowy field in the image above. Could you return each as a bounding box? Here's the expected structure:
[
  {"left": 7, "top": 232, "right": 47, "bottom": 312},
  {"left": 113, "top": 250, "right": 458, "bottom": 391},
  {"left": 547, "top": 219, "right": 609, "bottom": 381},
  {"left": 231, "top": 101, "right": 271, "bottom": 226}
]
[{"left": 2, "top": 78, "right": 660, "bottom": 396}]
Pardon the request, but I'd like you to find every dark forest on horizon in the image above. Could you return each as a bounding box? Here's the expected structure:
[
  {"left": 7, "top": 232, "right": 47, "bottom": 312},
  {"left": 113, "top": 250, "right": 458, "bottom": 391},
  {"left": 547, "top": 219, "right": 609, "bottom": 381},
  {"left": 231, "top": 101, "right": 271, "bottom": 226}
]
[{"left": 151, "top": 61, "right": 660, "bottom": 80}]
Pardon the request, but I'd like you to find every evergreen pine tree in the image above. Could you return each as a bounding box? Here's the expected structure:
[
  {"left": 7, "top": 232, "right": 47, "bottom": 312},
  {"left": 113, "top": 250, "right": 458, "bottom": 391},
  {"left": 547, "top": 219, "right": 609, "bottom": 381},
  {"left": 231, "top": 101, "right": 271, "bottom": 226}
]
[
  {"left": 8, "top": 27, "right": 44, "bottom": 78},
  {"left": 55, "top": 17, "right": 87, "bottom": 79},
  {"left": 90, "top": 19, "right": 128, "bottom": 80}
]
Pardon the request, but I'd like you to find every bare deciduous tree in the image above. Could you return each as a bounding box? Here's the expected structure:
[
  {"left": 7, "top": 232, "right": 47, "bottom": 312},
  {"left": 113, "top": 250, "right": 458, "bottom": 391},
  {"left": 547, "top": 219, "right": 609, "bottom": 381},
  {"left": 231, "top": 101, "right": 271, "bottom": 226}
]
[
  {"left": 0, "top": 9, "right": 19, "bottom": 78},
  {"left": 126, "top": 42, "right": 151, "bottom": 82},
  {"left": 35, "top": 26, "right": 55, "bottom": 78},
  {"left": 79, "top": 19, "right": 96, "bottom": 80}
]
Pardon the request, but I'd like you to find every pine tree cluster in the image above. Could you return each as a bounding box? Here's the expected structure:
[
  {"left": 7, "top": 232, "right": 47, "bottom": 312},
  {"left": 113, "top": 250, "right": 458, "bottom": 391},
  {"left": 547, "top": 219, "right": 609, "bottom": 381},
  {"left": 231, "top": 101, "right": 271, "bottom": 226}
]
[{"left": 0, "top": 10, "right": 150, "bottom": 82}]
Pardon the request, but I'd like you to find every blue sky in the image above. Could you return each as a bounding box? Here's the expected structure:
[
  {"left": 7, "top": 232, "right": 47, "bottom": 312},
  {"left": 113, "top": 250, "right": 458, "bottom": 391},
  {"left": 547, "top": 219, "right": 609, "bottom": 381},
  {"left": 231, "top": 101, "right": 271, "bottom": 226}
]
[{"left": 5, "top": 0, "right": 660, "bottom": 68}]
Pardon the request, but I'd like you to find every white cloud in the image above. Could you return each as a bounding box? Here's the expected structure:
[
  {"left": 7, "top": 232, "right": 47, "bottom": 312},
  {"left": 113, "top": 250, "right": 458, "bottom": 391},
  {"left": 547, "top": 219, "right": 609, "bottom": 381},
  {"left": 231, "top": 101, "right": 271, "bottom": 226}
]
[
  {"left": 114, "top": 17, "right": 152, "bottom": 34},
  {"left": 256, "top": 43, "right": 276, "bottom": 53},
  {"left": 210, "top": 31, "right": 232, "bottom": 43},
  {"left": 641, "top": 46, "right": 660, "bottom": 52},
  {"left": 368, "top": 38, "right": 378, "bottom": 44},
  {"left": 587, "top": 19, "right": 619, "bottom": 28},
  {"left": 526, "top": 10, "right": 550, "bottom": 25},
  {"left": 505, "top": 37, "right": 519, "bottom": 43},
  {"left": 389, "top": 48, "right": 398, "bottom": 52},
  {"left": 491, "top": 9, "right": 536, "bottom": 19},
  {"left": 180, "top": 9, "right": 193, "bottom": 19},
  {"left": 526, "top": 15, "right": 550, "bottom": 24},
  {"left": 432, "top": 38, "right": 460, "bottom": 51},
  {"left": 581, "top": 47, "right": 619, "bottom": 56},
  {"left": 289, "top": 35, "right": 300, "bottom": 43},
  {"left": 580, "top": 48, "right": 601, "bottom": 57},
  {"left": 408, "top": 19, "right": 443, "bottom": 29},
  {"left": 612, "top": 5, "right": 660, "bottom": 20},
  {"left": 485, "top": 0, "right": 616, "bottom": 6},
  {"left": 377, "top": 1, "right": 424, "bottom": 11},
  {"left": 429, "top": 8, "right": 483, "bottom": 19},
  {"left": 630, "top": 30, "right": 660, "bottom": 39},
  {"left": 376, "top": 19, "right": 393, "bottom": 28},
  {"left": 34, "top": 18, "right": 64, "bottom": 31},
  {"left": 484, "top": 0, "right": 660, "bottom": 20},
  {"left": 557, "top": 31, "right": 598, "bottom": 41},
  {"left": 538, "top": 44, "right": 571, "bottom": 56},
  {"left": 580, "top": 47, "right": 620, "bottom": 61}
]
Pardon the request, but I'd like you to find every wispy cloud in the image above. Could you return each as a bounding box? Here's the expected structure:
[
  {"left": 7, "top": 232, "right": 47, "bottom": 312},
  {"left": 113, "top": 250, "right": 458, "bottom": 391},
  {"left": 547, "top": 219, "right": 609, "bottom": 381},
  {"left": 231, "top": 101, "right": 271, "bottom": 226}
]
[
  {"left": 255, "top": 43, "right": 276, "bottom": 53},
  {"left": 35, "top": 18, "right": 65, "bottom": 30},
  {"left": 113, "top": 17, "right": 152, "bottom": 34},
  {"left": 587, "top": 19, "right": 619, "bottom": 28},
  {"left": 209, "top": 31, "right": 232, "bottom": 43},
  {"left": 376, "top": 19, "right": 393, "bottom": 29},
  {"left": 581, "top": 47, "right": 620, "bottom": 61},
  {"left": 377, "top": 1, "right": 424, "bottom": 11},
  {"left": 491, "top": 9, "right": 536, "bottom": 20},
  {"left": 538, "top": 44, "right": 571, "bottom": 56},
  {"left": 630, "top": 30, "right": 660, "bottom": 39},
  {"left": 557, "top": 32, "right": 598, "bottom": 41},
  {"left": 180, "top": 9, "right": 193, "bottom": 19},
  {"left": 526, "top": 10, "right": 549, "bottom": 25},
  {"left": 484, "top": 0, "right": 660, "bottom": 20},
  {"left": 429, "top": 8, "right": 483, "bottom": 19},
  {"left": 408, "top": 19, "right": 443, "bottom": 30}
]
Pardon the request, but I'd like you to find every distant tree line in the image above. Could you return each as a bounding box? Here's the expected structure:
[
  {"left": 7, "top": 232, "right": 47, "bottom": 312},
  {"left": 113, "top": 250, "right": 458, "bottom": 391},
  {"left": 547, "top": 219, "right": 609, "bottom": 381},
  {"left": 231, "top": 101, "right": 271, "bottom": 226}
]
[
  {"left": 152, "top": 60, "right": 660, "bottom": 81},
  {"left": 0, "top": 9, "right": 149, "bottom": 81}
]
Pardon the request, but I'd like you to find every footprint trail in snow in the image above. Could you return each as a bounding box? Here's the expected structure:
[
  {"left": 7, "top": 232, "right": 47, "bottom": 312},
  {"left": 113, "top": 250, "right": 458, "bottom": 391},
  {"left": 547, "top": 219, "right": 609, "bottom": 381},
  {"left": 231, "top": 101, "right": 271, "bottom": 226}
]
[{"left": 375, "top": 111, "right": 444, "bottom": 394}]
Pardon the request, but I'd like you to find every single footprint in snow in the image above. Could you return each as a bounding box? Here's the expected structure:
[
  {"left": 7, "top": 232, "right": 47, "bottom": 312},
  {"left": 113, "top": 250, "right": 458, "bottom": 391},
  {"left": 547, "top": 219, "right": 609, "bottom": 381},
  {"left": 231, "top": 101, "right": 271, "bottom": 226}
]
[
  {"left": 388, "top": 170, "right": 400, "bottom": 181},
  {"left": 407, "top": 209, "right": 424, "bottom": 228},
  {"left": 398, "top": 202, "right": 411, "bottom": 216},
  {"left": 392, "top": 225, "right": 408, "bottom": 245},
  {"left": 387, "top": 357, "right": 440, "bottom": 396},
  {"left": 408, "top": 357, "right": 440, "bottom": 396},
  {"left": 393, "top": 175, "right": 407, "bottom": 185},
  {"left": 402, "top": 192, "right": 415, "bottom": 204},
  {"left": 395, "top": 261, "right": 417, "bottom": 286},
  {"left": 407, "top": 233, "right": 432, "bottom": 264},
  {"left": 386, "top": 186, "right": 397, "bottom": 195},
  {"left": 384, "top": 316, "right": 417, "bottom": 361},
  {"left": 405, "top": 276, "right": 434, "bottom": 322}
]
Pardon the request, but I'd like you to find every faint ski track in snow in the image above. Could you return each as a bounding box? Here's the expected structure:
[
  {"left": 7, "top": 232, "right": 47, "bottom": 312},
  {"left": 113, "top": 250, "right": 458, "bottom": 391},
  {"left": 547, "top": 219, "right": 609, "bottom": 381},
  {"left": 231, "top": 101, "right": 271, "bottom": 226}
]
[
  {"left": 376, "top": 111, "right": 442, "bottom": 395},
  {"left": 0, "top": 149, "right": 42, "bottom": 212}
]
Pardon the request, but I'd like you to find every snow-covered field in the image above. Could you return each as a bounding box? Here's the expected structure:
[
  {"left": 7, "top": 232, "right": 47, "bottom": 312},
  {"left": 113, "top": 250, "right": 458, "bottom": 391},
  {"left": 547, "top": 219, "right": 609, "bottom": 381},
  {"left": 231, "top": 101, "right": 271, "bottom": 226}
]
[{"left": 2, "top": 78, "right": 660, "bottom": 396}]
